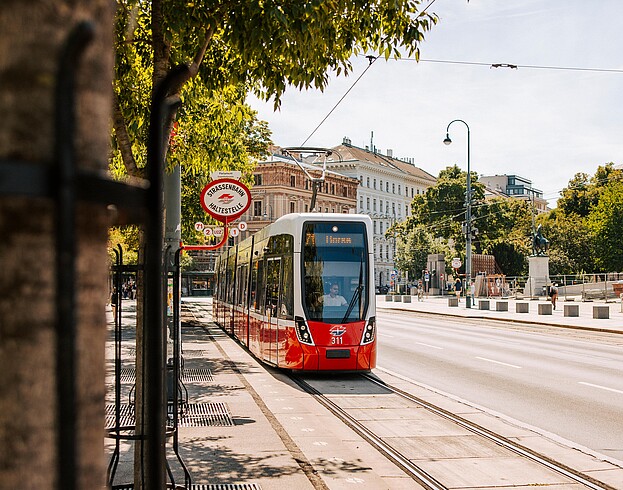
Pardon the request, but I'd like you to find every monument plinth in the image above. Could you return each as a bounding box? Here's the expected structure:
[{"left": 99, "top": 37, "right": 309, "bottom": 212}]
[{"left": 524, "top": 255, "right": 550, "bottom": 297}]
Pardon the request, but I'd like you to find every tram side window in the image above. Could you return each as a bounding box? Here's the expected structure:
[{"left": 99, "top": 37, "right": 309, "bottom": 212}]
[
  {"left": 228, "top": 255, "right": 237, "bottom": 303},
  {"left": 265, "top": 258, "right": 281, "bottom": 317},
  {"left": 279, "top": 256, "right": 294, "bottom": 320},
  {"left": 250, "top": 260, "right": 259, "bottom": 310},
  {"left": 256, "top": 259, "right": 266, "bottom": 312}
]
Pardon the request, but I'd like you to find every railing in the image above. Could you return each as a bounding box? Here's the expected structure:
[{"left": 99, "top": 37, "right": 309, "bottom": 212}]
[{"left": 500, "top": 273, "right": 623, "bottom": 302}]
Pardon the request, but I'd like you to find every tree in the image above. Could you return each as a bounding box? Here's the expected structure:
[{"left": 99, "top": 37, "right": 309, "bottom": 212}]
[
  {"left": 394, "top": 225, "right": 436, "bottom": 280},
  {"left": 588, "top": 180, "right": 623, "bottom": 272},
  {"left": 538, "top": 209, "right": 595, "bottom": 275},
  {"left": 476, "top": 197, "right": 531, "bottom": 275},
  {"left": 1, "top": 3, "right": 114, "bottom": 488},
  {"left": 406, "top": 165, "right": 485, "bottom": 256}
]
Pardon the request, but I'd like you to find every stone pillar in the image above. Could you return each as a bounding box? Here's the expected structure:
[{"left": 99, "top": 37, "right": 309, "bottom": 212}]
[{"left": 524, "top": 255, "right": 549, "bottom": 297}]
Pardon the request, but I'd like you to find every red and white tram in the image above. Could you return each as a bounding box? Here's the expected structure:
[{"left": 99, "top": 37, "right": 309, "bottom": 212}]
[{"left": 213, "top": 213, "right": 376, "bottom": 371}]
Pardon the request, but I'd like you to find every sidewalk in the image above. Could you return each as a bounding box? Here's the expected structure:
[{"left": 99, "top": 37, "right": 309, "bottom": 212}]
[{"left": 377, "top": 294, "right": 623, "bottom": 334}]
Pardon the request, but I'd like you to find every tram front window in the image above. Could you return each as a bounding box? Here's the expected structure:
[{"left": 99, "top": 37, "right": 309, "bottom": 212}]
[{"left": 303, "top": 222, "right": 369, "bottom": 323}]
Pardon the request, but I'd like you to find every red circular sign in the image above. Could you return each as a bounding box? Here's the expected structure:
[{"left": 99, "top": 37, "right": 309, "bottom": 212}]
[{"left": 200, "top": 178, "right": 251, "bottom": 223}]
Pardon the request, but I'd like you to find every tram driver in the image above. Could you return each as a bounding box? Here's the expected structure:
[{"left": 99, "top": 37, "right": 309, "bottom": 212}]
[{"left": 322, "top": 283, "right": 347, "bottom": 306}]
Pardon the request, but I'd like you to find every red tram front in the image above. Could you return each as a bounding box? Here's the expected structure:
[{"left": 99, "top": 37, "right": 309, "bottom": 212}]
[{"left": 213, "top": 213, "right": 376, "bottom": 372}]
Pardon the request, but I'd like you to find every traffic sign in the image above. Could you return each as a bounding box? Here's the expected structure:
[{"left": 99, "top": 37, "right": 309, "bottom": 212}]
[{"left": 452, "top": 257, "right": 462, "bottom": 269}]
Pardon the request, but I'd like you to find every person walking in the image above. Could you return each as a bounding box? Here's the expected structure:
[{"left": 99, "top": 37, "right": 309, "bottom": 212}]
[
  {"left": 549, "top": 283, "right": 559, "bottom": 309},
  {"left": 454, "top": 278, "right": 462, "bottom": 302}
]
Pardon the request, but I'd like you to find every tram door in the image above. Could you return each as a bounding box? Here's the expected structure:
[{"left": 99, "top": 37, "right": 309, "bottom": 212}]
[{"left": 263, "top": 258, "right": 282, "bottom": 365}]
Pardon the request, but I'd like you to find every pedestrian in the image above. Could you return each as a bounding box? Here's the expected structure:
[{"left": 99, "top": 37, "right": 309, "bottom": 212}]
[
  {"left": 417, "top": 285, "right": 424, "bottom": 302},
  {"left": 110, "top": 287, "right": 118, "bottom": 323},
  {"left": 454, "top": 278, "right": 462, "bottom": 301},
  {"left": 549, "top": 283, "right": 558, "bottom": 309}
]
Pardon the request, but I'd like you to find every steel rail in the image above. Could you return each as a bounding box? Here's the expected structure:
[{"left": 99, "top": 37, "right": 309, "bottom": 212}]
[
  {"left": 290, "top": 375, "right": 448, "bottom": 490},
  {"left": 362, "top": 373, "right": 614, "bottom": 490}
]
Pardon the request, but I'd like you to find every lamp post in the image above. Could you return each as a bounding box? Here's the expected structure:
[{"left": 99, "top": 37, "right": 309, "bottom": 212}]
[{"left": 444, "top": 119, "right": 473, "bottom": 308}]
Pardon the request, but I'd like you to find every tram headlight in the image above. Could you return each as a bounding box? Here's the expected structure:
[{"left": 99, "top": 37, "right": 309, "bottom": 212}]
[
  {"left": 361, "top": 316, "right": 376, "bottom": 345},
  {"left": 295, "top": 316, "right": 315, "bottom": 346}
]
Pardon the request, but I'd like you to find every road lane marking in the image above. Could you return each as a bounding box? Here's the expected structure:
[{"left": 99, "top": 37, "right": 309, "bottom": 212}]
[
  {"left": 475, "top": 356, "right": 521, "bottom": 369},
  {"left": 579, "top": 382, "right": 623, "bottom": 395},
  {"left": 415, "top": 342, "right": 443, "bottom": 350}
]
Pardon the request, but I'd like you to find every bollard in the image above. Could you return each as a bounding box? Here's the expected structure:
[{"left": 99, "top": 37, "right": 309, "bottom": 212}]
[
  {"left": 516, "top": 302, "right": 529, "bottom": 313},
  {"left": 495, "top": 301, "right": 508, "bottom": 311},
  {"left": 593, "top": 305, "right": 609, "bottom": 319},
  {"left": 402, "top": 295, "right": 412, "bottom": 303},
  {"left": 538, "top": 303, "right": 553, "bottom": 315},
  {"left": 564, "top": 304, "right": 579, "bottom": 317},
  {"left": 448, "top": 297, "right": 458, "bottom": 307},
  {"left": 478, "top": 300, "right": 490, "bottom": 310}
]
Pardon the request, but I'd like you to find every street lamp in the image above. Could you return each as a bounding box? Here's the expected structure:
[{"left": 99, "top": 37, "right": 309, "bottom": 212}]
[
  {"left": 444, "top": 119, "right": 473, "bottom": 308},
  {"left": 263, "top": 202, "right": 273, "bottom": 222}
]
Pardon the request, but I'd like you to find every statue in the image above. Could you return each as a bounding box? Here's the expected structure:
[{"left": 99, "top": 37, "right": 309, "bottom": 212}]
[{"left": 532, "top": 224, "right": 549, "bottom": 256}]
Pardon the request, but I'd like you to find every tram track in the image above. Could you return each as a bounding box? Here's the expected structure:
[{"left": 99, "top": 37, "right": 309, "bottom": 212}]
[{"left": 290, "top": 372, "right": 615, "bottom": 490}]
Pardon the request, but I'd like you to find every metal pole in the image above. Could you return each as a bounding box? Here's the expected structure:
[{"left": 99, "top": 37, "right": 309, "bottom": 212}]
[{"left": 444, "top": 119, "right": 472, "bottom": 308}]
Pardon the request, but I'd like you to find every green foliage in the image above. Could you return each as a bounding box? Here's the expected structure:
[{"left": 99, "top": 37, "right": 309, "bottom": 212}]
[
  {"left": 542, "top": 163, "right": 623, "bottom": 273},
  {"left": 108, "top": 226, "right": 140, "bottom": 264},
  {"left": 179, "top": 0, "right": 438, "bottom": 104},
  {"left": 406, "top": 165, "right": 485, "bottom": 257},
  {"left": 587, "top": 180, "right": 623, "bottom": 271}
]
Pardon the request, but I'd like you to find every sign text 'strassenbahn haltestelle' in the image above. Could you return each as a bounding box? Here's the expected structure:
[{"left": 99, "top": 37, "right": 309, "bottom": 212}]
[{"left": 200, "top": 178, "right": 251, "bottom": 223}]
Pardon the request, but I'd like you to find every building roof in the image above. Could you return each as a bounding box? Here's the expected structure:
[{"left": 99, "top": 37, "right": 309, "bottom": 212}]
[{"left": 330, "top": 144, "right": 437, "bottom": 183}]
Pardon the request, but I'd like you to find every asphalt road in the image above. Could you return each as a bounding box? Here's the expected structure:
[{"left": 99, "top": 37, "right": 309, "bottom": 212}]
[{"left": 375, "top": 309, "right": 623, "bottom": 463}]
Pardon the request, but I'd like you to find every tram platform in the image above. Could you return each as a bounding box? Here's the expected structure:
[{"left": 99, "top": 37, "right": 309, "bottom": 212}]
[{"left": 105, "top": 296, "right": 623, "bottom": 489}]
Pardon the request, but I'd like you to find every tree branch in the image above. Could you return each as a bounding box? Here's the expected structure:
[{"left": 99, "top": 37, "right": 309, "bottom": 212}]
[{"left": 112, "top": 91, "right": 142, "bottom": 178}]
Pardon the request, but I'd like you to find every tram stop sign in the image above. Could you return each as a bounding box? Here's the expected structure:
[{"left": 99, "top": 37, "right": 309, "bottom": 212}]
[
  {"left": 452, "top": 257, "right": 462, "bottom": 269},
  {"left": 200, "top": 178, "right": 251, "bottom": 223}
]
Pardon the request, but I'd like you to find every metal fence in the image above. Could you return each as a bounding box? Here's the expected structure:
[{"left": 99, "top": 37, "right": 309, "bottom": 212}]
[{"left": 488, "top": 273, "right": 623, "bottom": 302}]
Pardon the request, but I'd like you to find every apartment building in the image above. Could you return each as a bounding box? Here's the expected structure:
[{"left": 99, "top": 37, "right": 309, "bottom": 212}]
[
  {"left": 479, "top": 174, "right": 548, "bottom": 213},
  {"left": 324, "top": 139, "right": 437, "bottom": 289}
]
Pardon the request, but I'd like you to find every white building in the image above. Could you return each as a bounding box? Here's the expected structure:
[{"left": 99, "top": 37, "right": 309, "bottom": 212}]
[{"left": 320, "top": 139, "right": 437, "bottom": 289}]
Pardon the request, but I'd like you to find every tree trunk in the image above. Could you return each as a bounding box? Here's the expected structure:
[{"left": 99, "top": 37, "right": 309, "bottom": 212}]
[{"left": 0, "top": 2, "right": 113, "bottom": 489}]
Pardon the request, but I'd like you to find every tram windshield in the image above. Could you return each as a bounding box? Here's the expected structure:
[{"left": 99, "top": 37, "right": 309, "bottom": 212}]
[{"left": 302, "top": 221, "right": 369, "bottom": 323}]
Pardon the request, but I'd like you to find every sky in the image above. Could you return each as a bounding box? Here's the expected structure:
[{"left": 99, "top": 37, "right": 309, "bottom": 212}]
[{"left": 247, "top": 0, "right": 623, "bottom": 207}]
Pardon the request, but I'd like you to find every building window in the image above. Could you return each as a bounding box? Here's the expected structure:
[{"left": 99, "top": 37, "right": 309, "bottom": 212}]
[
  {"left": 331, "top": 184, "right": 335, "bottom": 194},
  {"left": 253, "top": 201, "right": 262, "bottom": 216},
  {"left": 366, "top": 177, "right": 370, "bottom": 188},
  {"left": 386, "top": 182, "right": 389, "bottom": 192},
  {"left": 305, "top": 204, "right": 309, "bottom": 212},
  {"left": 398, "top": 185, "right": 401, "bottom": 195},
  {"left": 373, "top": 221, "right": 377, "bottom": 234},
  {"left": 290, "top": 175, "right": 296, "bottom": 187},
  {"left": 373, "top": 179, "right": 377, "bottom": 189},
  {"left": 366, "top": 197, "right": 370, "bottom": 210},
  {"left": 359, "top": 198, "right": 363, "bottom": 210},
  {"left": 373, "top": 199, "right": 377, "bottom": 211},
  {"left": 342, "top": 186, "right": 347, "bottom": 197},
  {"left": 392, "top": 183, "right": 395, "bottom": 193},
  {"left": 254, "top": 174, "right": 262, "bottom": 185}
]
